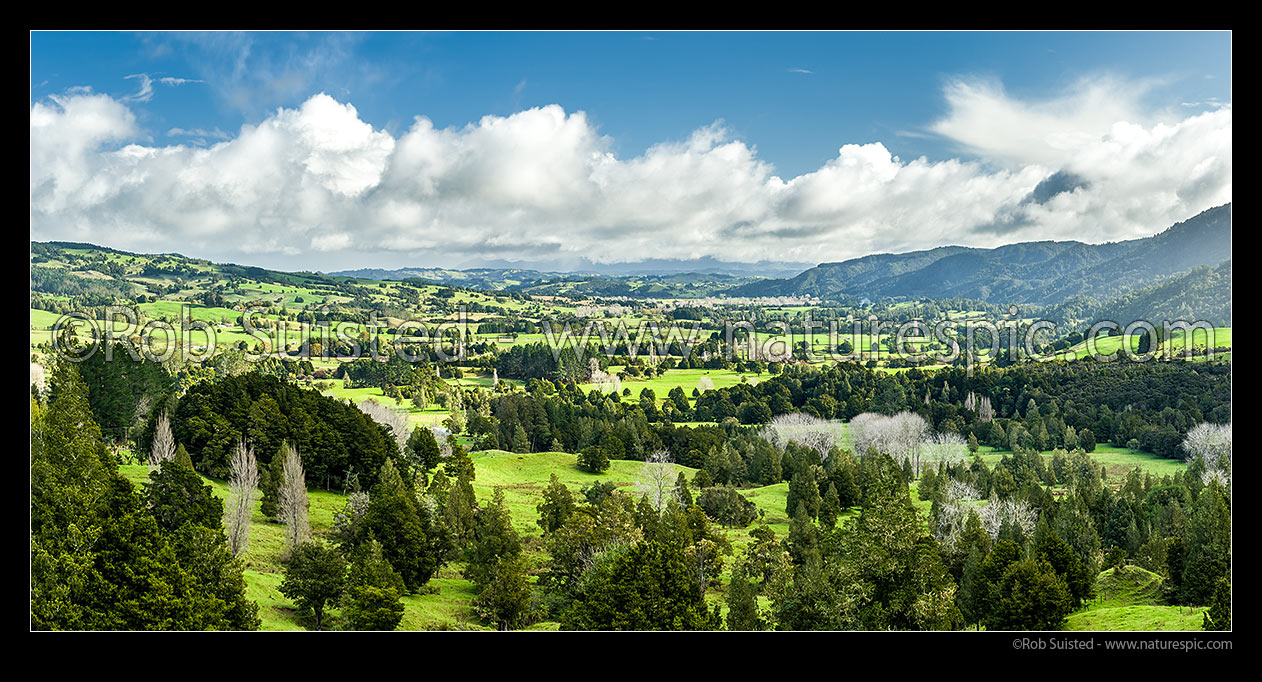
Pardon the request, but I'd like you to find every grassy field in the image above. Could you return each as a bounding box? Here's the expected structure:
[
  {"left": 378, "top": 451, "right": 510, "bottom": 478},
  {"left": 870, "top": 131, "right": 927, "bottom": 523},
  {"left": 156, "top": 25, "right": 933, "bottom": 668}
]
[
  {"left": 109, "top": 436, "right": 1200, "bottom": 631},
  {"left": 975, "top": 444, "right": 1188, "bottom": 480},
  {"left": 1058, "top": 327, "right": 1232, "bottom": 361},
  {"left": 579, "top": 367, "right": 766, "bottom": 404},
  {"left": 117, "top": 450, "right": 782, "bottom": 630},
  {"left": 1064, "top": 567, "right": 1206, "bottom": 631},
  {"left": 318, "top": 384, "right": 454, "bottom": 429}
]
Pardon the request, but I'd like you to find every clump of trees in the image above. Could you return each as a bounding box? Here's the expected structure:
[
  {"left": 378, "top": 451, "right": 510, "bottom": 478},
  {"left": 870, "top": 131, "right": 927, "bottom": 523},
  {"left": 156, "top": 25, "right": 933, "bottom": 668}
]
[{"left": 32, "top": 359, "right": 259, "bottom": 630}]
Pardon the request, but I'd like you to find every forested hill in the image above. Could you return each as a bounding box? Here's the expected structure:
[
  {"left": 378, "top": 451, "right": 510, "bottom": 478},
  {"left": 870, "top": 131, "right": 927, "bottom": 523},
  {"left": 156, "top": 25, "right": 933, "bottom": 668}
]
[{"left": 729, "top": 203, "right": 1232, "bottom": 307}]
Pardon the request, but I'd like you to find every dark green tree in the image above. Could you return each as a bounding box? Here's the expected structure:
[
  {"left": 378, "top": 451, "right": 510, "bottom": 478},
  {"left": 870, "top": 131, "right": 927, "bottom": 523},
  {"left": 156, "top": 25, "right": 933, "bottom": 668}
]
[
  {"left": 536, "top": 473, "right": 576, "bottom": 534},
  {"left": 279, "top": 541, "right": 347, "bottom": 631},
  {"left": 342, "top": 538, "right": 406, "bottom": 631}
]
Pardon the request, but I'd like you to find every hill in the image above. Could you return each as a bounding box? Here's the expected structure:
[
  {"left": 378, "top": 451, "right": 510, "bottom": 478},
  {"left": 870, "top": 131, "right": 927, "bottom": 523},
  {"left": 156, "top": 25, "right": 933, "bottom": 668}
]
[
  {"left": 730, "top": 204, "right": 1232, "bottom": 314},
  {"left": 1064, "top": 566, "right": 1206, "bottom": 631}
]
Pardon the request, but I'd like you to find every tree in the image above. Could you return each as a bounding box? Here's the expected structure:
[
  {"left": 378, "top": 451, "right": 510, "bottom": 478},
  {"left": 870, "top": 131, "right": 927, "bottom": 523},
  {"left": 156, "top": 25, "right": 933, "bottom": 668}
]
[
  {"left": 783, "top": 456, "right": 962, "bottom": 630},
  {"left": 342, "top": 538, "right": 405, "bottom": 631},
  {"left": 786, "top": 466, "right": 821, "bottom": 520},
  {"left": 277, "top": 441, "right": 310, "bottom": 552},
  {"left": 174, "top": 443, "right": 195, "bottom": 470},
  {"left": 984, "top": 558, "right": 1073, "bottom": 631},
  {"left": 1202, "top": 577, "right": 1231, "bottom": 631},
  {"left": 1079, "top": 428, "right": 1096, "bottom": 453},
  {"left": 149, "top": 410, "right": 176, "bottom": 467},
  {"left": 1182, "top": 482, "right": 1231, "bottom": 604},
  {"left": 696, "top": 486, "right": 759, "bottom": 528},
  {"left": 464, "top": 488, "right": 522, "bottom": 588},
  {"left": 357, "top": 398, "right": 410, "bottom": 453},
  {"left": 143, "top": 459, "right": 222, "bottom": 533},
  {"left": 725, "top": 562, "right": 763, "bottom": 630},
  {"left": 819, "top": 483, "right": 841, "bottom": 530},
  {"left": 473, "top": 554, "right": 536, "bottom": 630},
  {"left": 637, "top": 450, "right": 677, "bottom": 515},
  {"left": 444, "top": 468, "right": 479, "bottom": 554},
  {"left": 34, "top": 360, "right": 259, "bottom": 630},
  {"left": 577, "top": 445, "right": 610, "bottom": 474},
  {"left": 406, "top": 425, "right": 442, "bottom": 474},
  {"left": 225, "top": 440, "right": 259, "bottom": 558},
  {"left": 360, "top": 460, "right": 448, "bottom": 592},
  {"left": 1182, "top": 422, "right": 1231, "bottom": 477},
  {"left": 537, "top": 473, "right": 576, "bottom": 534},
  {"left": 561, "top": 537, "right": 722, "bottom": 631},
  {"left": 280, "top": 541, "right": 347, "bottom": 631},
  {"left": 958, "top": 544, "right": 985, "bottom": 629}
]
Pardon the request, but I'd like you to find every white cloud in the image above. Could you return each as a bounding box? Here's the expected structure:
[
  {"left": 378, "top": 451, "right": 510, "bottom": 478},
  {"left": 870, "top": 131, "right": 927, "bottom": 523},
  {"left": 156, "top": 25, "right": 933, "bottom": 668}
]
[
  {"left": 930, "top": 74, "right": 1165, "bottom": 167},
  {"left": 29, "top": 79, "right": 1232, "bottom": 270},
  {"left": 122, "top": 73, "right": 202, "bottom": 103}
]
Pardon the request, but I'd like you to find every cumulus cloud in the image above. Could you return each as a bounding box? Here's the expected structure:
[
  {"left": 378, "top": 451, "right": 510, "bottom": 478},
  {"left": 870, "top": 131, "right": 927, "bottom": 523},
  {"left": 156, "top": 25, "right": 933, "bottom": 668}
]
[{"left": 29, "top": 79, "right": 1232, "bottom": 270}]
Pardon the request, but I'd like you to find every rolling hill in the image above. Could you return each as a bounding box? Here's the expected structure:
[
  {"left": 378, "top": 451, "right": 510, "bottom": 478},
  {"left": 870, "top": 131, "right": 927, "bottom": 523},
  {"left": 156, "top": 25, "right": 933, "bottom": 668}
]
[{"left": 729, "top": 204, "right": 1232, "bottom": 311}]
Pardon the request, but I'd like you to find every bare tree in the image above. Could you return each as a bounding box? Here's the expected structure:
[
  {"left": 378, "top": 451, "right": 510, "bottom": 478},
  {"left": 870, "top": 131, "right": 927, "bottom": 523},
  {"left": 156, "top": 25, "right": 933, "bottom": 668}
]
[
  {"left": 977, "top": 396, "right": 994, "bottom": 423},
  {"left": 30, "top": 362, "right": 46, "bottom": 395},
  {"left": 637, "top": 450, "right": 678, "bottom": 515},
  {"left": 921, "top": 432, "right": 969, "bottom": 467},
  {"left": 847, "top": 412, "right": 885, "bottom": 456},
  {"left": 226, "top": 440, "right": 259, "bottom": 557},
  {"left": 589, "top": 359, "right": 623, "bottom": 395},
  {"left": 933, "top": 479, "right": 981, "bottom": 549},
  {"left": 978, "top": 496, "right": 1037, "bottom": 540},
  {"left": 277, "top": 441, "right": 310, "bottom": 551},
  {"left": 358, "top": 398, "right": 410, "bottom": 451},
  {"left": 847, "top": 411, "right": 930, "bottom": 469},
  {"left": 760, "top": 412, "right": 845, "bottom": 460},
  {"left": 149, "top": 410, "right": 177, "bottom": 467},
  {"left": 1183, "top": 422, "right": 1231, "bottom": 482}
]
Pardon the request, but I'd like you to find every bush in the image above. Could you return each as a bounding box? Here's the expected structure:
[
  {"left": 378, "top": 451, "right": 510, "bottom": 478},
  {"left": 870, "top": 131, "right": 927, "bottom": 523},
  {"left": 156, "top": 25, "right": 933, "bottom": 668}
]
[{"left": 577, "top": 446, "right": 610, "bottom": 474}]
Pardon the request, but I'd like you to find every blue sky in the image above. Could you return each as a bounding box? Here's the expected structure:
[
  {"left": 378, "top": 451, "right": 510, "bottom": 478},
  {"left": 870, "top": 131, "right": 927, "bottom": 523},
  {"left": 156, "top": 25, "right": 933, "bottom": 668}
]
[{"left": 30, "top": 31, "right": 1232, "bottom": 270}]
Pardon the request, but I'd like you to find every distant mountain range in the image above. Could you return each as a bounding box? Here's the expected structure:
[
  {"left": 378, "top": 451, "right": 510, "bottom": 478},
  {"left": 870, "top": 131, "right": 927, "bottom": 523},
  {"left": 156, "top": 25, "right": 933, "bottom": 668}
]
[
  {"left": 331, "top": 256, "right": 813, "bottom": 284},
  {"left": 729, "top": 204, "right": 1232, "bottom": 307}
]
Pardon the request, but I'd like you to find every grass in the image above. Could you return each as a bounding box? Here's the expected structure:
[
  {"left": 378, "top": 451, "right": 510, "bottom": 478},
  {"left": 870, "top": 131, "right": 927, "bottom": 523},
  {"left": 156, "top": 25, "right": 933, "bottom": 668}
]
[
  {"left": 470, "top": 449, "right": 698, "bottom": 537},
  {"left": 1058, "top": 327, "right": 1232, "bottom": 361},
  {"left": 1063, "top": 567, "right": 1206, "bottom": 631},
  {"left": 114, "top": 439, "right": 1193, "bottom": 631},
  {"left": 116, "top": 450, "right": 800, "bottom": 630},
  {"left": 579, "top": 367, "right": 767, "bottom": 404},
  {"left": 975, "top": 444, "right": 1188, "bottom": 480},
  {"left": 318, "top": 384, "right": 453, "bottom": 429}
]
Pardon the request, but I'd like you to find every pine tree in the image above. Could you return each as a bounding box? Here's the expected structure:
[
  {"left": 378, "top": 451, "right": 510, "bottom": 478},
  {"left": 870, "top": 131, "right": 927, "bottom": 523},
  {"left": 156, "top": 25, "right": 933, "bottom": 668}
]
[
  {"left": 443, "top": 468, "right": 479, "bottom": 555},
  {"left": 674, "top": 472, "right": 694, "bottom": 507},
  {"left": 360, "top": 460, "right": 448, "bottom": 592},
  {"left": 1182, "top": 482, "right": 1231, "bottom": 604},
  {"left": 174, "top": 443, "right": 195, "bottom": 471},
  {"left": 473, "top": 554, "right": 536, "bottom": 630},
  {"left": 819, "top": 483, "right": 841, "bottom": 531},
  {"left": 958, "top": 544, "right": 984, "bottom": 629},
  {"left": 342, "top": 538, "right": 405, "bottom": 631},
  {"left": 985, "top": 558, "right": 1073, "bottom": 631},
  {"left": 786, "top": 466, "right": 821, "bottom": 520},
  {"left": 536, "top": 473, "right": 576, "bottom": 533},
  {"left": 406, "top": 425, "right": 442, "bottom": 474},
  {"left": 787, "top": 506, "right": 820, "bottom": 566},
  {"left": 725, "top": 563, "right": 762, "bottom": 630},
  {"left": 464, "top": 488, "right": 522, "bottom": 587},
  {"left": 1202, "top": 576, "right": 1231, "bottom": 631}
]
